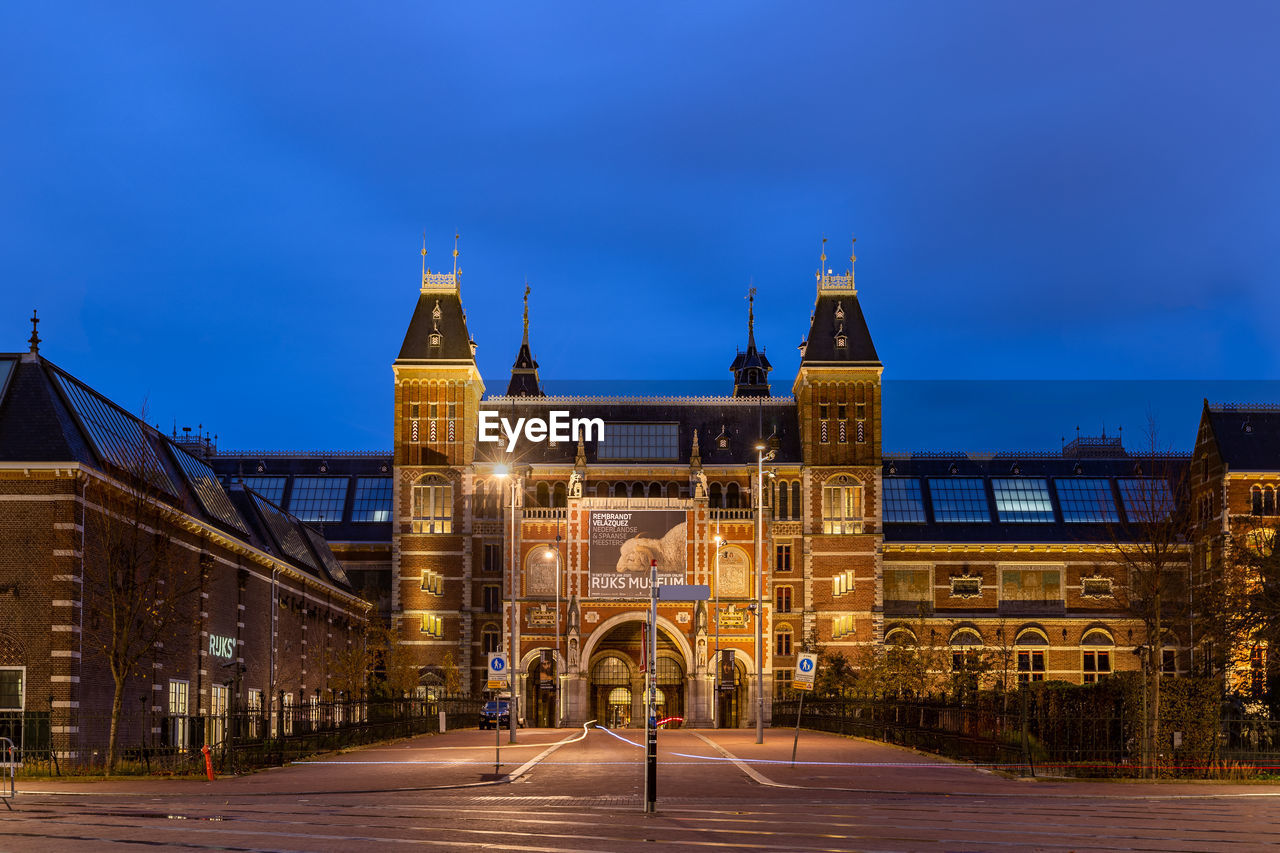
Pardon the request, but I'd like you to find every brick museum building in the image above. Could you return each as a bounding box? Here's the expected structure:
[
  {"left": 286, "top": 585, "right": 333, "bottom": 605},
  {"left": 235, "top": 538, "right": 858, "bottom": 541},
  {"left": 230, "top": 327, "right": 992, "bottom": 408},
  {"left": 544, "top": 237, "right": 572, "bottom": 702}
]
[{"left": 5, "top": 241, "right": 1279, "bottom": 737}]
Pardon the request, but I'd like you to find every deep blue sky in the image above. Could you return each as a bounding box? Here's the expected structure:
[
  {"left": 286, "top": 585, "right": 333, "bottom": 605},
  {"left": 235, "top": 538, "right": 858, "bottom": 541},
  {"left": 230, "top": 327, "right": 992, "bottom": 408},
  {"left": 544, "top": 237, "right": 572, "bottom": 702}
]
[{"left": 2, "top": 3, "right": 1278, "bottom": 451}]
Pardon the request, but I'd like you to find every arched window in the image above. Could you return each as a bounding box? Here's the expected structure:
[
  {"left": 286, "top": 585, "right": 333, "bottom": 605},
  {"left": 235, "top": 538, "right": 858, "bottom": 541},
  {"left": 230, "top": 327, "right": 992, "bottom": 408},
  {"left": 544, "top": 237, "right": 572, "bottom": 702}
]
[
  {"left": 777, "top": 482, "right": 788, "bottom": 520},
  {"left": 885, "top": 626, "right": 917, "bottom": 646},
  {"left": 709, "top": 483, "right": 723, "bottom": 508},
  {"left": 950, "top": 628, "right": 983, "bottom": 671},
  {"left": 1081, "top": 629, "right": 1113, "bottom": 683},
  {"left": 536, "top": 482, "right": 550, "bottom": 507},
  {"left": 1015, "top": 627, "right": 1048, "bottom": 682},
  {"left": 1252, "top": 485, "right": 1264, "bottom": 516},
  {"left": 774, "top": 623, "right": 793, "bottom": 657},
  {"left": 592, "top": 655, "right": 630, "bottom": 685},
  {"left": 666, "top": 482, "right": 681, "bottom": 499},
  {"left": 725, "top": 482, "right": 741, "bottom": 509},
  {"left": 553, "top": 482, "right": 567, "bottom": 507},
  {"left": 648, "top": 482, "right": 662, "bottom": 499},
  {"left": 614, "top": 482, "right": 628, "bottom": 499},
  {"left": 1266, "top": 486, "right": 1277, "bottom": 516},
  {"left": 632, "top": 482, "right": 644, "bottom": 498},
  {"left": 412, "top": 475, "right": 452, "bottom": 533},
  {"left": 595, "top": 482, "right": 609, "bottom": 498},
  {"left": 791, "top": 481, "right": 801, "bottom": 520}
]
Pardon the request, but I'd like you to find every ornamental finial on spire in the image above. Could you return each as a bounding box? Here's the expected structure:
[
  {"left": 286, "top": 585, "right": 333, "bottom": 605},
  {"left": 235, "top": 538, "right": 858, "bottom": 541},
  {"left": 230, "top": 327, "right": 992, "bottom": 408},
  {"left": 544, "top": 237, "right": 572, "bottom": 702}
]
[
  {"left": 522, "top": 281, "right": 531, "bottom": 345},
  {"left": 28, "top": 309, "right": 40, "bottom": 354}
]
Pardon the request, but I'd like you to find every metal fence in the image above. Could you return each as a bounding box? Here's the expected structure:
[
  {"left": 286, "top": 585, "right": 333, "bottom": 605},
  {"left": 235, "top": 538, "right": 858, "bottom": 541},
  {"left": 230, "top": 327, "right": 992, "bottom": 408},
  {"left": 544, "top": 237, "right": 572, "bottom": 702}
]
[
  {"left": 3, "top": 695, "right": 483, "bottom": 776},
  {"left": 773, "top": 689, "right": 1260, "bottom": 778}
]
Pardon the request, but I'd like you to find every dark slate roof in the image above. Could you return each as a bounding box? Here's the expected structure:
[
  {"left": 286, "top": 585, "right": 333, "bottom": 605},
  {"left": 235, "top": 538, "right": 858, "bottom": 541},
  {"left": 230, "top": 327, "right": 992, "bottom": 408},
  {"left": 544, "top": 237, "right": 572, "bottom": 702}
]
[
  {"left": 1205, "top": 406, "right": 1280, "bottom": 471},
  {"left": 0, "top": 354, "right": 354, "bottom": 592},
  {"left": 881, "top": 453, "right": 1189, "bottom": 544},
  {"left": 397, "top": 292, "right": 476, "bottom": 363},
  {"left": 801, "top": 293, "right": 880, "bottom": 366},
  {"left": 208, "top": 454, "right": 392, "bottom": 544},
  {"left": 224, "top": 486, "right": 351, "bottom": 588},
  {"left": 0, "top": 356, "right": 95, "bottom": 464},
  {"left": 476, "top": 396, "right": 802, "bottom": 465}
]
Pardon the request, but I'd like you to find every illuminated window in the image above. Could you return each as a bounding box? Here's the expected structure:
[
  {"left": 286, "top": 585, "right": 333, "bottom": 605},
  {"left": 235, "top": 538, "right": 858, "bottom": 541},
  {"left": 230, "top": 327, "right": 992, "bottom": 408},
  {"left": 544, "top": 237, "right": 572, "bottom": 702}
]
[
  {"left": 832, "top": 614, "right": 855, "bottom": 638},
  {"left": 412, "top": 476, "right": 453, "bottom": 533},
  {"left": 420, "top": 570, "right": 443, "bottom": 595},
  {"left": 1082, "top": 630, "right": 1113, "bottom": 683},
  {"left": 0, "top": 667, "right": 24, "bottom": 711},
  {"left": 167, "top": 679, "right": 190, "bottom": 750},
  {"left": 822, "top": 481, "right": 862, "bottom": 534},
  {"left": 1016, "top": 629, "right": 1047, "bottom": 683},
  {"left": 420, "top": 614, "right": 444, "bottom": 636},
  {"left": 833, "top": 570, "right": 855, "bottom": 596},
  {"left": 774, "top": 669, "right": 793, "bottom": 698},
  {"left": 928, "top": 478, "right": 991, "bottom": 523},
  {"left": 883, "top": 478, "right": 926, "bottom": 523},
  {"left": 288, "top": 476, "right": 349, "bottom": 523},
  {"left": 991, "top": 478, "right": 1054, "bottom": 523}
]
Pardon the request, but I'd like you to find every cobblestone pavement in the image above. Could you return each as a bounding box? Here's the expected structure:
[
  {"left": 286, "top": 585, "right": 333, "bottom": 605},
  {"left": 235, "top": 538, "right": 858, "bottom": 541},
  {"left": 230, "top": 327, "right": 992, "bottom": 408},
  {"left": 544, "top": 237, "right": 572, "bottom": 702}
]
[{"left": 5, "top": 726, "right": 1280, "bottom": 851}]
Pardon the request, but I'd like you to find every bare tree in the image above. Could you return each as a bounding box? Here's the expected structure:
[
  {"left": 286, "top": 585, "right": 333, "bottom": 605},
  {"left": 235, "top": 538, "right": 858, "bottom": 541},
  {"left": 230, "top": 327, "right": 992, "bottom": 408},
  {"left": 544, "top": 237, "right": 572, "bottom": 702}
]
[
  {"left": 1218, "top": 521, "right": 1280, "bottom": 698},
  {"left": 1106, "top": 418, "right": 1193, "bottom": 777},
  {"left": 81, "top": 460, "right": 202, "bottom": 774}
]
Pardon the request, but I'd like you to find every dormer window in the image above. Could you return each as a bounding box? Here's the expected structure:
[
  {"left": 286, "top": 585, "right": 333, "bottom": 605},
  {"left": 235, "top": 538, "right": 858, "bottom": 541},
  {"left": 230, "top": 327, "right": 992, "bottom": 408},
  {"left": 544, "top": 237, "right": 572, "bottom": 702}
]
[
  {"left": 429, "top": 331, "right": 442, "bottom": 347},
  {"left": 834, "top": 301, "right": 845, "bottom": 321},
  {"left": 431, "top": 300, "right": 443, "bottom": 322}
]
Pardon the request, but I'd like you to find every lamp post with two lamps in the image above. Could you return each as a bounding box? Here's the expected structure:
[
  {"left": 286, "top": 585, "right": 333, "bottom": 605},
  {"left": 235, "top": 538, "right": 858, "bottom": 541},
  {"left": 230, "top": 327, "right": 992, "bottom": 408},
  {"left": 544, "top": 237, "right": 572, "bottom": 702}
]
[{"left": 493, "top": 462, "right": 520, "bottom": 743}]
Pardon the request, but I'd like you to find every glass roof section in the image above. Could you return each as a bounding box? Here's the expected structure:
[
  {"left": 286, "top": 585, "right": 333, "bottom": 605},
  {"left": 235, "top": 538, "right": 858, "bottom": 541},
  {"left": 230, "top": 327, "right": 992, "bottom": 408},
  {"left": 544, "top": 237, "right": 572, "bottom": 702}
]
[
  {"left": 53, "top": 370, "right": 177, "bottom": 494},
  {"left": 251, "top": 492, "right": 317, "bottom": 570},
  {"left": 883, "top": 478, "right": 926, "bottom": 523},
  {"left": 304, "top": 526, "right": 350, "bottom": 587},
  {"left": 288, "top": 476, "right": 348, "bottom": 523},
  {"left": 991, "top": 478, "right": 1055, "bottom": 523},
  {"left": 1118, "top": 478, "right": 1175, "bottom": 521},
  {"left": 597, "top": 423, "right": 679, "bottom": 461},
  {"left": 927, "top": 478, "right": 991, "bottom": 523},
  {"left": 168, "top": 444, "right": 247, "bottom": 534},
  {"left": 351, "top": 477, "right": 392, "bottom": 522},
  {"left": 1054, "top": 478, "right": 1119, "bottom": 523},
  {"left": 240, "top": 476, "right": 286, "bottom": 505}
]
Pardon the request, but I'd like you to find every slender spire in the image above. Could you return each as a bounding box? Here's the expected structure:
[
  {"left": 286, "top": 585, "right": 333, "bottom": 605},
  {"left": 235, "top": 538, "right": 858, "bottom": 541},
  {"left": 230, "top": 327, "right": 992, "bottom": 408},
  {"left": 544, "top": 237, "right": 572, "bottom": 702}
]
[
  {"left": 746, "top": 285, "right": 757, "bottom": 349},
  {"left": 421, "top": 231, "right": 429, "bottom": 277},
  {"left": 28, "top": 309, "right": 40, "bottom": 354},
  {"left": 522, "top": 281, "right": 531, "bottom": 346},
  {"left": 452, "top": 232, "right": 460, "bottom": 277},
  {"left": 849, "top": 235, "right": 856, "bottom": 274}
]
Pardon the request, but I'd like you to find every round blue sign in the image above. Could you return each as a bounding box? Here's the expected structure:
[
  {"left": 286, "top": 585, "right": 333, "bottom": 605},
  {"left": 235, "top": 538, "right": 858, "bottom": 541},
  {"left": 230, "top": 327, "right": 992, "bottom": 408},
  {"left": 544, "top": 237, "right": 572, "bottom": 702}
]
[{"left": 799, "top": 658, "right": 814, "bottom": 672}]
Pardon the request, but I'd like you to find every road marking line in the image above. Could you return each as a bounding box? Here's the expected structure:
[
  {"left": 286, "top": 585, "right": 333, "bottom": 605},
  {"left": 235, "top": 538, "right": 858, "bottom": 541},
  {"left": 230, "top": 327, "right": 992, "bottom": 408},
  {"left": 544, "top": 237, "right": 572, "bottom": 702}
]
[{"left": 689, "top": 732, "right": 802, "bottom": 789}]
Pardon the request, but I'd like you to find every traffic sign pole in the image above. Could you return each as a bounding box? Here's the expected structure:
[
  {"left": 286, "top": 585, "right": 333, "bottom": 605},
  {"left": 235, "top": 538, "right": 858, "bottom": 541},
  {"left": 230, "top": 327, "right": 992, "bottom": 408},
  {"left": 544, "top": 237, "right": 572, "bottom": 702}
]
[{"left": 791, "top": 653, "right": 817, "bottom": 766}]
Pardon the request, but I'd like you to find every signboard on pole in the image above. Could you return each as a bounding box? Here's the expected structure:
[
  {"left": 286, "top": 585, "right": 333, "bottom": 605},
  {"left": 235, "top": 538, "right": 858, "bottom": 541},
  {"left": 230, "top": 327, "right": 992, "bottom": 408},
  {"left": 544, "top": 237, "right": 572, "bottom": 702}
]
[
  {"left": 486, "top": 653, "right": 509, "bottom": 690},
  {"left": 793, "top": 652, "right": 818, "bottom": 692},
  {"left": 588, "top": 510, "right": 686, "bottom": 598}
]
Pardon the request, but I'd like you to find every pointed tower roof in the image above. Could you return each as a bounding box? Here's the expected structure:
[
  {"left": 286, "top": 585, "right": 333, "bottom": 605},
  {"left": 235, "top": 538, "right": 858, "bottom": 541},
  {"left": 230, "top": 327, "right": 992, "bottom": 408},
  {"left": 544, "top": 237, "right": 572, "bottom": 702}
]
[
  {"left": 730, "top": 287, "right": 772, "bottom": 397},
  {"left": 397, "top": 235, "right": 477, "bottom": 364},
  {"left": 798, "top": 236, "right": 879, "bottom": 367},
  {"left": 505, "top": 283, "right": 545, "bottom": 397}
]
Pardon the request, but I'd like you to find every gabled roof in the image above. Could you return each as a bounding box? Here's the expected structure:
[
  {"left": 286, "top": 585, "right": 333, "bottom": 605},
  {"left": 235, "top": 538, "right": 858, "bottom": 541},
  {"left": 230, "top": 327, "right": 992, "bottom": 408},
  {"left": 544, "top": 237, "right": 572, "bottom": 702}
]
[{"left": 1204, "top": 404, "right": 1280, "bottom": 471}]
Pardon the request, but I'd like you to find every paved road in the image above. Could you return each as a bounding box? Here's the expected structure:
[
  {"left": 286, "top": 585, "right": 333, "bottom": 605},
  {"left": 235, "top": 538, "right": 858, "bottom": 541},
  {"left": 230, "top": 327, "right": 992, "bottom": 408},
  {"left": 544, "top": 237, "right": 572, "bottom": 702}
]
[{"left": 5, "top": 726, "right": 1280, "bottom": 851}]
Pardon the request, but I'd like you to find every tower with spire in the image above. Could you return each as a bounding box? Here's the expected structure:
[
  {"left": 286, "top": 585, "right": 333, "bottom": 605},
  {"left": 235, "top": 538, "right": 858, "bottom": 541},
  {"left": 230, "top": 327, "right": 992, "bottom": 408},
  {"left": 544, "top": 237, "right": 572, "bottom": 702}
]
[
  {"left": 506, "top": 284, "right": 545, "bottom": 397},
  {"left": 730, "top": 287, "right": 772, "bottom": 397}
]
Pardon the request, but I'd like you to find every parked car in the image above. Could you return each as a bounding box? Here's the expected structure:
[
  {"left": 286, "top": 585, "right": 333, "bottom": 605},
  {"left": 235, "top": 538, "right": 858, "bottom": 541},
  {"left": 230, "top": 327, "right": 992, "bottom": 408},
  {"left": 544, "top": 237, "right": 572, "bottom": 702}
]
[{"left": 479, "top": 700, "right": 510, "bottom": 729}]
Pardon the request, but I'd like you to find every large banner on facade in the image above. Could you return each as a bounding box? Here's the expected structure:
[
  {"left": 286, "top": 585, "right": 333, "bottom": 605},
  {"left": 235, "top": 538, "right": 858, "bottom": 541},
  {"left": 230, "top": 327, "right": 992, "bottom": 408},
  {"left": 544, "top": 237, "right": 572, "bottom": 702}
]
[{"left": 588, "top": 510, "right": 686, "bottom": 598}]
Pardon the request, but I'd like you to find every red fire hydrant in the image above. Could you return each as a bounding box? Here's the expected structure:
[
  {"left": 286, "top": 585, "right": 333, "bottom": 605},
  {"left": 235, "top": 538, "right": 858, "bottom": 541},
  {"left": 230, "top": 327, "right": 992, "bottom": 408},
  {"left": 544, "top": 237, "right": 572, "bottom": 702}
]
[{"left": 201, "top": 744, "right": 215, "bottom": 781}]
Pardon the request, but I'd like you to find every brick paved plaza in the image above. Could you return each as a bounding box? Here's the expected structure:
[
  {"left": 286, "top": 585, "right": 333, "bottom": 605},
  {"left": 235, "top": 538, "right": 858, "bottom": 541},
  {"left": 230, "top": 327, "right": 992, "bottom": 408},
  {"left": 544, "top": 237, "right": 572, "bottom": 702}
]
[{"left": 5, "top": 728, "right": 1280, "bottom": 851}]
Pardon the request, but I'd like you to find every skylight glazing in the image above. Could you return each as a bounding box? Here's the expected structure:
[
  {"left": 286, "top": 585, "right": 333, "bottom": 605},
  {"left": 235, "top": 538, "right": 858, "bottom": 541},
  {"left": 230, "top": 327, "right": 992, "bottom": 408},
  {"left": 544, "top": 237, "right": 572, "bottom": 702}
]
[
  {"left": 240, "top": 476, "right": 286, "bottom": 504},
  {"left": 883, "top": 478, "right": 926, "bottom": 523},
  {"left": 304, "top": 526, "right": 350, "bottom": 586},
  {"left": 287, "top": 476, "right": 349, "bottom": 523},
  {"left": 1118, "top": 478, "right": 1175, "bottom": 521},
  {"left": 1054, "top": 478, "right": 1119, "bottom": 523},
  {"left": 168, "top": 444, "right": 247, "bottom": 534},
  {"left": 351, "top": 477, "right": 392, "bottom": 522},
  {"left": 54, "top": 371, "right": 177, "bottom": 494},
  {"left": 991, "top": 478, "right": 1054, "bottom": 523},
  {"left": 927, "top": 478, "right": 991, "bottom": 523},
  {"left": 251, "top": 493, "right": 317, "bottom": 569},
  {"left": 596, "top": 423, "right": 679, "bottom": 461}
]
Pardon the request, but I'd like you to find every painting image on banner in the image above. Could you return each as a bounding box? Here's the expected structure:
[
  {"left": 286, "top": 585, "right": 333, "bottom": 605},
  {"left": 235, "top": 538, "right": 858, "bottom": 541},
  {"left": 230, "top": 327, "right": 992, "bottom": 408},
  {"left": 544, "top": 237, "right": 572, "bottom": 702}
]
[{"left": 589, "top": 510, "right": 686, "bottom": 598}]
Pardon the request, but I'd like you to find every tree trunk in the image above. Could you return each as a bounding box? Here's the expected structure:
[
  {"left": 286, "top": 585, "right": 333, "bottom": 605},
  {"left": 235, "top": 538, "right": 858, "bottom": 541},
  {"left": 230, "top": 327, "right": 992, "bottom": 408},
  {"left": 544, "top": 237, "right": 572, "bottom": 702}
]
[{"left": 107, "top": 672, "right": 125, "bottom": 775}]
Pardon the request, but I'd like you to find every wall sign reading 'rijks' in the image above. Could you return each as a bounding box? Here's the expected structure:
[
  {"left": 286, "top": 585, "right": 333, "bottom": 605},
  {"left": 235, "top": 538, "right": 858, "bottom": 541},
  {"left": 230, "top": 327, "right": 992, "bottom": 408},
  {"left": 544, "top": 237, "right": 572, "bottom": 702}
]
[{"left": 588, "top": 510, "right": 687, "bottom": 597}]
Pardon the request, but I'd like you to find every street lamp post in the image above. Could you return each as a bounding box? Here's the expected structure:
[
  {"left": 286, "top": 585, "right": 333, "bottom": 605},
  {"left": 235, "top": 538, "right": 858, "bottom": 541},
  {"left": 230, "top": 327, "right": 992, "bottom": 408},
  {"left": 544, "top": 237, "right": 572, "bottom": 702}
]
[
  {"left": 754, "top": 443, "right": 775, "bottom": 744},
  {"left": 713, "top": 532, "right": 722, "bottom": 729},
  {"left": 495, "top": 463, "right": 519, "bottom": 744}
]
